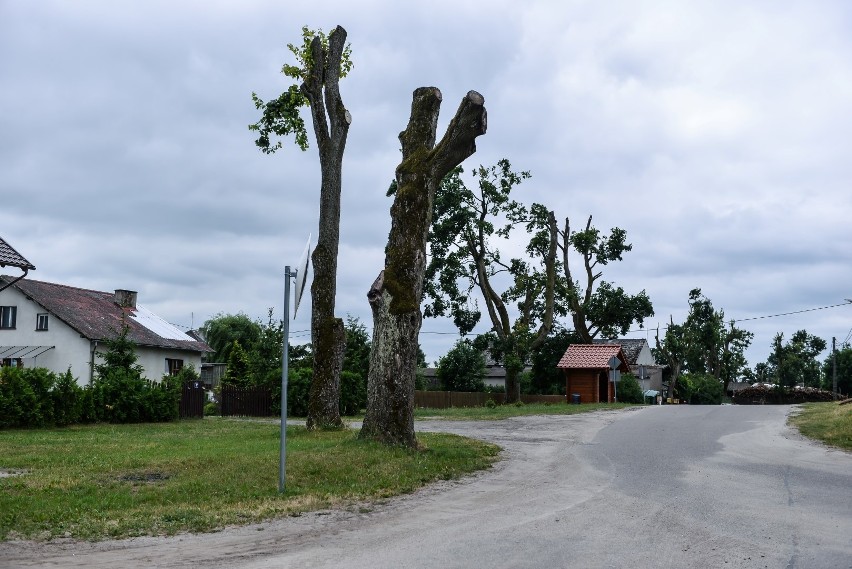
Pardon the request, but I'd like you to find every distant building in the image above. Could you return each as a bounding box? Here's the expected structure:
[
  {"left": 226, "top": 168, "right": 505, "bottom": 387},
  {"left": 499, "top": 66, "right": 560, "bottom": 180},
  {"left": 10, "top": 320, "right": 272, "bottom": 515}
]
[
  {"left": 0, "top": 276, "right": 211, "bottom": 384},
  {"left": 592, "top": 337, "right": 664, "bottom": 392},
  {"left": 557, "top": 343, "right": 630, "bottom": 403}
]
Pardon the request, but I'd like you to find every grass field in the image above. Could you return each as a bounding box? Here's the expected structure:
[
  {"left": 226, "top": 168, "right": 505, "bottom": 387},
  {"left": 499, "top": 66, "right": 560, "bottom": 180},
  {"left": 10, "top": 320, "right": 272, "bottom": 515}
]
[
  {"left": 789, "top": 401, "right": 852, "bottom": 452},
  {"left": 0, "top": 418, "right": 499, "bottom": 541}
]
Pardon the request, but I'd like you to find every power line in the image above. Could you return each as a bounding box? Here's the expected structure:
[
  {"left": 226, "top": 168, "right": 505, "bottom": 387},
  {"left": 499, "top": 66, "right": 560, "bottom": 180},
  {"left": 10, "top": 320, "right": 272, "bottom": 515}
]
[{"left": 731, "top": 301, "right": 852, "bottom": 323}]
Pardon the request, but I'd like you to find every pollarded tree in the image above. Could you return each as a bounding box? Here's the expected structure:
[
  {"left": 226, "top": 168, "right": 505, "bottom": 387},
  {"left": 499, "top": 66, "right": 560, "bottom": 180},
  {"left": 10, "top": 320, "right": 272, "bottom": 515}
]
[
  {"left": 559, "top": 216, "right": 654, "bottom": 343},
  {"left": 655, "top": 288, "right": 754, "bottom": 397},
  {"left": 655, "top": 316, "right": 690, "bottom": 400},
  {"left": 250, "top": 26, "right": 353, "bottom": 429},
  {"left": 360, "top": 88, "right": 487, "bottom": 447},
  {"left": 679, "top": 289, "right": 753, "bottom": 392},
  {"left": 421, "top": 160, "right": 559, "bottom": 404}
]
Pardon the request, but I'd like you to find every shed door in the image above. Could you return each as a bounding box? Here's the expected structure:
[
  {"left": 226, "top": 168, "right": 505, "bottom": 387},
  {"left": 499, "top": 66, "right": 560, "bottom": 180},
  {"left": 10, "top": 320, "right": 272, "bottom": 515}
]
[{"left": 598, "top": 372, "right": 608, "bottom": 403}]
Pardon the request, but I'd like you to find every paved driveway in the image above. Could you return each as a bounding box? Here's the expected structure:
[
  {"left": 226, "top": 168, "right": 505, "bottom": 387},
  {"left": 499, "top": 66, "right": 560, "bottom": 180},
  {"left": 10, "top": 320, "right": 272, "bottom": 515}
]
[{"left": 3, "top": 406, "right": 851, "bottom": 568}]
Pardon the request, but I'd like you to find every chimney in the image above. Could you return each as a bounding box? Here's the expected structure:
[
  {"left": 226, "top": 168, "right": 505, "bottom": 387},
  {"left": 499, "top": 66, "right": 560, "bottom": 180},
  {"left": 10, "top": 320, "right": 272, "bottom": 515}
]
[{"left": 114, "top": 289, "right": 138, "bottom": 309}]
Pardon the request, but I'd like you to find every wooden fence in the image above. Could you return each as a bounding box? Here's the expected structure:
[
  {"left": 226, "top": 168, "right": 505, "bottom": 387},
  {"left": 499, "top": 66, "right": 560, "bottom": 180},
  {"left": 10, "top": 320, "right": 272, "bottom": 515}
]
[
  {"left": 220, "top": 385, "right": 275, "bottom": 417},
  {"left": 414, "top": 390, "right": 566, "bottom": 409},
  {"left": 179, "top": 381, "right": 205, "bottom": 418}
]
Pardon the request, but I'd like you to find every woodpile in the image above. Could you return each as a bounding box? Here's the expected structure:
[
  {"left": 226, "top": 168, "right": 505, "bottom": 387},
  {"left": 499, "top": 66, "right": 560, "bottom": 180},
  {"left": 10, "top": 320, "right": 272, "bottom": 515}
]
[{"left": 732, "top": 385, "right": 839, "bottom": 405}]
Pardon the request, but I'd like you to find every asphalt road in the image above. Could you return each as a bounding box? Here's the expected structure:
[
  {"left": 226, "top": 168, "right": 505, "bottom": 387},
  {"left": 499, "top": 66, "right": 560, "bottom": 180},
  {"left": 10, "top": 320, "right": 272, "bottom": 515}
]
[{"left": 3, "top": 406, "right": 851, "bottom": 568}]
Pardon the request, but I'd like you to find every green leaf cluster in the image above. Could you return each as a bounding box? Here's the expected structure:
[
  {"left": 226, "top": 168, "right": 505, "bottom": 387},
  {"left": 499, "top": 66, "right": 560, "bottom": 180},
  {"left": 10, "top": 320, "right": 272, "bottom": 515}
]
[
  {"left": 561, "top": 216, "right": 654, "bottom": 341},
  {"left": 766, "top": 330, "right": 826, "bottom": 388},
  {"left": 654, "top": 288, "right": 753, "bottom": 398},
  {"left": 0, "top": 367, "right": 88, "bottom": 428},
  {"left": 248, "top": 26, "right": 353, "bottom": 154},
  {"left": 821, "top": 344, "right": 852, "bottom": 395},
  {"left": 91, "top": 325, "right": 181, "bottom": 423},
  {"left": 615, "top": 373, "right": 644, "bottom": 404},
  {"left": 436, "top": 339, "right": 487, "bottom": 392}
]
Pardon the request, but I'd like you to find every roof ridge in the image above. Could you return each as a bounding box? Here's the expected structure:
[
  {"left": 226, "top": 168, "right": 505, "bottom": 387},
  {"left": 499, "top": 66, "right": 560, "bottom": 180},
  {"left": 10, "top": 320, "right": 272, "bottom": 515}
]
[{"left": 15, "top": 277, "right": 111, "bottom": 296}]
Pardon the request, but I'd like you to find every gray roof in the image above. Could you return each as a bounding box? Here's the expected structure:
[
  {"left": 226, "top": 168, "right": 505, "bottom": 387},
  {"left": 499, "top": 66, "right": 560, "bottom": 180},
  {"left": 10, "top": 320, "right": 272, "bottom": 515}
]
[
  {"left": 592, "top": 338, "right": 649, "bottom": 365},
  {"left": 0, "top": 237, "right": 35, "bottom": 270}
]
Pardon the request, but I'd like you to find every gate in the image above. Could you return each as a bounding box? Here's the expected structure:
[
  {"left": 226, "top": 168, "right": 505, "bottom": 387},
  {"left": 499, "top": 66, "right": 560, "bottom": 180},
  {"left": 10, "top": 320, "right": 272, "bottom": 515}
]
[
  {"left": 180, "top": 380, "right": 205, "bottom": 418},
  {"left": 220, "top": 385, "right": 274, "bottom": 417}
]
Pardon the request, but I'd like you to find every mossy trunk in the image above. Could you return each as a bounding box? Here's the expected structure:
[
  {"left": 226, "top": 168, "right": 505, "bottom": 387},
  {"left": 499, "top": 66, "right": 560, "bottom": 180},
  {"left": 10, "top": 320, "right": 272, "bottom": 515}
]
[
  {"left": 302, "top": 26, "right": 350, "bottom": 429},
  {"left": 360, "top": 88, "right": 487, "bottom": 447},
  {"left": 359, "top": 272, "right": 420, "bottom": 446}
]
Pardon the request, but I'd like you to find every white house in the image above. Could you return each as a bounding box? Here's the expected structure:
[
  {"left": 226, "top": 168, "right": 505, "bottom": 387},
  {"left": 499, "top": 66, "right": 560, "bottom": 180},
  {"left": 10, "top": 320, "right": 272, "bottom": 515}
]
[
  {"left": 0, "top": 276, "right": 211, "bottom": 385},
  {"left": 592, "top": 337, "right": 664, "bottom": 392}
]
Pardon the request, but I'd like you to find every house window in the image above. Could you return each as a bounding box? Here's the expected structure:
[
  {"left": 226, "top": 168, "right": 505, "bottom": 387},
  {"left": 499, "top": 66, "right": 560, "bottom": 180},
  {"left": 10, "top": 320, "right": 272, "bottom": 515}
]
[
  {"left": 36, "top": 313, "right": 49, "bottom": 331},
  {"left": 166, "top": 358, "right": 184, "bottom": 376},
  {"left": 2, "top": 358, "right": 22, "bottom": 368},
  {"left": 0, "top": 306, "right": 16, "bottom": 329}
]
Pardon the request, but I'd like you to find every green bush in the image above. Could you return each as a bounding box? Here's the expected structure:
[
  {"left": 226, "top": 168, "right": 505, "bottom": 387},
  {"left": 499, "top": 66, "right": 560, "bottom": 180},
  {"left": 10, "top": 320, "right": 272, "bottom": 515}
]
[
  {"left": 437, "top": 339, "right": 486, "bottom": 392},
  {"left": 89, "top": 324, "right": 181, "bottom": 423},
  {"left": 0, "top": 367, "right": 90, "bottom": 428},
  {"left": 0, "top": 367, "right": 45, "bottom": 428},
  {"left": 339, "top": 370, "right": 365, "bottom": 416},
  {"left": 616, "top": 374, "right": 644, "bottom": 404},
  {"left": 683, "top": 373, "right": 723, "bottom": 405},
  {"left": 286, "top": 367, "right": 312, "bottom": 417},
  {"left": 51, "top": 369, "right": 85, "bottom": 426}
]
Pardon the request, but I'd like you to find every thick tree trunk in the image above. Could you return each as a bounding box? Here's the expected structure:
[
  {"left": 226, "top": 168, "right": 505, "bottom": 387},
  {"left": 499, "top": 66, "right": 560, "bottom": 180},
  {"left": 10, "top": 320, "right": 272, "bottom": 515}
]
[
  {"left": 303, "top": 26, "right": 350, "bottom": 429},
  {"left": 505, "top": 366, "right": 521, "bottom": 403},
  {"left": 360, "top": 88, "right": 486, "bottom": 446}
]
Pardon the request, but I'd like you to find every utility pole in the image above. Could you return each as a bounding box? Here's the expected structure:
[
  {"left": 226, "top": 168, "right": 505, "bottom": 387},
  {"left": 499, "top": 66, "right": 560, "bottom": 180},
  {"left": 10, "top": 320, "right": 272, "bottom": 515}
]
[{"left": 833, "top": 336, "right": 837, "bottom": 401}]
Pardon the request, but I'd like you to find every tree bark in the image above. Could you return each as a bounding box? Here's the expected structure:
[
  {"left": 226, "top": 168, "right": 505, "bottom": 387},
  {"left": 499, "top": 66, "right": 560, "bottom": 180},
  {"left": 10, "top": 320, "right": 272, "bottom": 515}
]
[
  {"left": 303, "top": 26, "right": 351, "bottom": 429},
  {"left": 360, "top": 88, "right": 486, "bottom": 446},
  {"left": 495, "top": 210, "right": 558, "bottom": 403}
]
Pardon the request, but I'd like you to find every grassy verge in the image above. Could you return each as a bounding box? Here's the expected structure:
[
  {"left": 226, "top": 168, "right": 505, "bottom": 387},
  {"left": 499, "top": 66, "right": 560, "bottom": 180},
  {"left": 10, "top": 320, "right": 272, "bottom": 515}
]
[
  {"left": 0, "top": 419, "right": 499, "bottom": 541},
  {"left": 414, "top": 402, "right": 641, "bottom": 421},
  {"left": 789, "top": 402, "right": 852, "bottom": 452}
]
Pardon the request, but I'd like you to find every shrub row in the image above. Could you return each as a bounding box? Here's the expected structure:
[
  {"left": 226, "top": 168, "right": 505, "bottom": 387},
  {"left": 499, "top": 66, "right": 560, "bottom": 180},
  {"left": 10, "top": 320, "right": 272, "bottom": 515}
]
[{"left": 0, "top": 366, "right": 190, "bottom": 429}]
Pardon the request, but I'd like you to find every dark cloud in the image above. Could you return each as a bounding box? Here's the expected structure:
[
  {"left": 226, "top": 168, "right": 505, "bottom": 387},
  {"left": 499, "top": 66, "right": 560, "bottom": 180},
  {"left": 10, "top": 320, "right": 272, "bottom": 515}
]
[{"left": 2, "top": 1, "right": 851, "bottom": 369}]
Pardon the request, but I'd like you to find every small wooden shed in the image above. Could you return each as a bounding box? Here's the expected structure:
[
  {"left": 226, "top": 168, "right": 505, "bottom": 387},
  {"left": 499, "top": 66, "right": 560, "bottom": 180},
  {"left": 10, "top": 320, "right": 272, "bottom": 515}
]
[{"left": 557, "top": 344, "right": 630, "bottom": 403}]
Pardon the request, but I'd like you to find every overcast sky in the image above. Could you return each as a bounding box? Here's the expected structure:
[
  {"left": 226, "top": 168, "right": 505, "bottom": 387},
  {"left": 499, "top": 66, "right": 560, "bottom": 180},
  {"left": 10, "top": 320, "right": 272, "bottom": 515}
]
[{"left": 2, "top": 0, "right": 851, "bottom": 369}]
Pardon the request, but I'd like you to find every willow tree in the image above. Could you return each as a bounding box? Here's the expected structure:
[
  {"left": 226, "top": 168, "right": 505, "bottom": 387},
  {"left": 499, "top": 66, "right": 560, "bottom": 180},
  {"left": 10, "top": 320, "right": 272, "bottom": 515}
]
[
  {"left": 359, "top": 88, "right": 487, "bottom": 447},
  {"left": 421, "top": 160, "right": 559, "bottom": 403},
  {"left": 250, "top": 26, "right": 352, "bottom": 429}
]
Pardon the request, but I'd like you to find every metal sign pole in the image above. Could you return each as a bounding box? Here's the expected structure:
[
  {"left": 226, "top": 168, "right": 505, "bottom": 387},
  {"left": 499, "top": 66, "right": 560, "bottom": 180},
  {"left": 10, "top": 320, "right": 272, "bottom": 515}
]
[{"left": 279, "top": 266, "right": 292, "bottom": 493}]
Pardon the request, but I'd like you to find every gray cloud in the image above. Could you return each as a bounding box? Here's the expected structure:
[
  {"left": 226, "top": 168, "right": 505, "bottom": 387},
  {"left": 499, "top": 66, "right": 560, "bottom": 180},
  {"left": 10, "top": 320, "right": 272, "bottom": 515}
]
[{"left": 2, "top": 0, "right": 851, "bottom": 370}]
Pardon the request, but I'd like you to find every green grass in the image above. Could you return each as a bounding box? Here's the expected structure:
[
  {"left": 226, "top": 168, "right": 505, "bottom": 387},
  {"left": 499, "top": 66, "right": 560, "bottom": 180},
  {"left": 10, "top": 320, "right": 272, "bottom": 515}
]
[
  {"left": 414, "top": 402, "right": 641, "bottom": 421},
  {"left": 789, "top": 402, "right": 852, "bottom": 452},
  {"left": 0, "top": 418, "right": 499, "bottom": 541}
]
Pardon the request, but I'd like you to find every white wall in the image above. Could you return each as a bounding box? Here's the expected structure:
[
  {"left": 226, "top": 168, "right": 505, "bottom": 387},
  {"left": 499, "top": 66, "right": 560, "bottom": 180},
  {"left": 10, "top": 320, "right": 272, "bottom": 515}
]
[
  {"left": 1, "top": 286, "right": 203, "bottom": 385},
  {"left": 133, "top": 346, "right": 203, "bottom": 381},
  {"left": 634, "top": 342, "right": 657, "bottom": 366},
  {"left": 0, "top": 285, "right": 93, "bottom": 382}
]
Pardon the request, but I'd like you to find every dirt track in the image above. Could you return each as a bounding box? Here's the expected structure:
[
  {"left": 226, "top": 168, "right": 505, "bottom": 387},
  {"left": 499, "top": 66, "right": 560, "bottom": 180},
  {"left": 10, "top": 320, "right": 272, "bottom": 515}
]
[{"left": 3, "top": 407, "right": 851, "bottom": 568}]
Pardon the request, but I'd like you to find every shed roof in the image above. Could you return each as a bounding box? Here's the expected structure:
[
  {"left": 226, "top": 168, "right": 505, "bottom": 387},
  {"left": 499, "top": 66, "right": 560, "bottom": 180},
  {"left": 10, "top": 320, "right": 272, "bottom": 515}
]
[
  {"left": 0, "top": 276, "right": 211, "bottom": 353},
  {"left": 557, "top": 343, "right": 628, "bottom": 370}
]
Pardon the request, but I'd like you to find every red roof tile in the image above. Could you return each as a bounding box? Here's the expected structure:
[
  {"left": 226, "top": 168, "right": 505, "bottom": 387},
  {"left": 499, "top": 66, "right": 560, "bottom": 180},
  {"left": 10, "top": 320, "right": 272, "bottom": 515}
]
[{"left": 557, "top": 344, "right": 628, "bottom": 370}]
